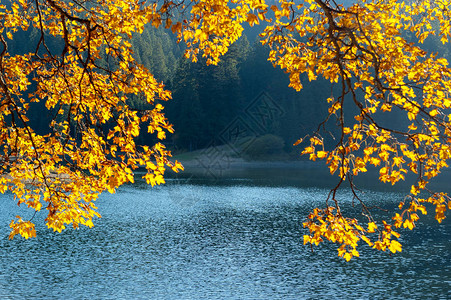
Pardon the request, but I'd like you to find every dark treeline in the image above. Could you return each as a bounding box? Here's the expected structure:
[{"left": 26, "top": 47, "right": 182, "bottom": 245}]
[
  {"left": 137, "top": 27, "right": 334, "bottom": 157},
  {"left": 138, "top": 23, "right": 450, "bottom": 158},
  {"left": 9, "top": 22, "right": 451, "bottom": 159}
]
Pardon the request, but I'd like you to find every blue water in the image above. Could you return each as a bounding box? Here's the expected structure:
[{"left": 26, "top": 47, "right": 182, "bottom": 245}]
[{"left": 0, "top": 174, "right": 450, "bottom": 299}]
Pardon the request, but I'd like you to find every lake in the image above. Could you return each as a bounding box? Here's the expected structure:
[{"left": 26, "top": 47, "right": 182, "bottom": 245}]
[{"left": 0, "top": 165, "right": 450, "bottom": 299}]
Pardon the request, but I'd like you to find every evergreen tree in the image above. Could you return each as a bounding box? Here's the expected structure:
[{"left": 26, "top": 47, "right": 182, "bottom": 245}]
[{"left": 168, "top": 36, "right": 251, "bottom": 150}]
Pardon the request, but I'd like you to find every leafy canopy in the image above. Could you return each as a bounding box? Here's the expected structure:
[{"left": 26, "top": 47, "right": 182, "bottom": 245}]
[{"left": 1, "top": 0, "right": 451, "bottom": 260}]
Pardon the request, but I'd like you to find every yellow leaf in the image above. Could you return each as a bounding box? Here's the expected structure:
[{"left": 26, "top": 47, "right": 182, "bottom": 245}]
[
  {"left": 367, "top": 222, "right": 377, "bottom": 233},
  {"left": 293, "top": 138, "right": 303, "bottom": 146},
  {"left": 343, "top": 252, "right": 352, "bottom": 261},
  {"left": 317, "top": 151, "right": 328, "bottom": 159},
  {"left": 389, "top": 240, "right": 402, "bottom": 253},
  {"left": 246, "top": 13, "right": 259, "bottom": 27}
]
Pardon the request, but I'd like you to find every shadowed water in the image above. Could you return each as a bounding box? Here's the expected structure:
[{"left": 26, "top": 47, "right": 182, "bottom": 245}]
[{"left": 0, "top": 169, "right": 450, "bottom": 299}]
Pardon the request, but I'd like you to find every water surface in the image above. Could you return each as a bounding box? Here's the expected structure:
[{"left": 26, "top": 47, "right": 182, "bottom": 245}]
[{"left": 0, "top": 168, "right": 450, "bottom": 299}]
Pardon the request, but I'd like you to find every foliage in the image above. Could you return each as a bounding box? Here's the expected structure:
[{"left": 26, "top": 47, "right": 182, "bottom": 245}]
[
  {"left": 2, "top": 0, "right": 451, "bottom": 261},
  {"left": 131, "top": 25, "right": 181, "bottom": 83},
  {"left": 167, "top": 37, "right": 249, "bottom": 150},
  {"left": 271, "top": 0, "right": 451, "bottom": 260},
  {"left": 0, "top": 0, "right": 183, "bottom": 239}
]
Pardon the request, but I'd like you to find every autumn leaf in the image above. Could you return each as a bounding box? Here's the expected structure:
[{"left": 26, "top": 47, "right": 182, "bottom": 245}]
[{"left": 3, "top": 0, "right": 451, "bottom": 263}]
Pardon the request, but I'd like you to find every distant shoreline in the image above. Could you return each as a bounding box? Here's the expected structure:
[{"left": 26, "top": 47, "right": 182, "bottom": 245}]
[
  {"left": 178, "top": 158, "right": 324, "bottom": 170},
  {"left": 171, "top": 145, "right": 321, "bottom": 171}
]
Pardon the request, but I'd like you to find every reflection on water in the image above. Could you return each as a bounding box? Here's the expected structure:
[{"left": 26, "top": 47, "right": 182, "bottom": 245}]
[{"left": 0, "top": 169, "right": 450, "bottom": 299}]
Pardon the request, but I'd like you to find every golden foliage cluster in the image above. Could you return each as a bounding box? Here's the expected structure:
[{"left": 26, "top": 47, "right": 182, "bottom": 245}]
[
  {"left": 1, "top": 0, "right": 451, "bottom": 260},
  {"left": 1, "top": 0, "right": 183, "bottom": 239},
  {"left": 272, "top": 0, "right": 451, "bottom": 260}
]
